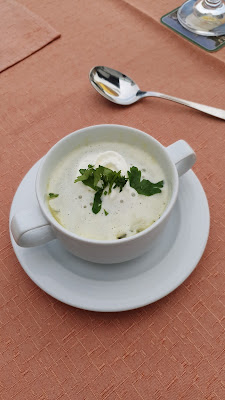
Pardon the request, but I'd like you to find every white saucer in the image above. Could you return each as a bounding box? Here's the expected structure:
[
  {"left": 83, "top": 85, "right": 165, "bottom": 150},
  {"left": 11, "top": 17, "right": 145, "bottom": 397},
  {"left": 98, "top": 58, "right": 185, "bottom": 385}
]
[{"left": 9, "top": 160, "right": 210, "bottom": 312}]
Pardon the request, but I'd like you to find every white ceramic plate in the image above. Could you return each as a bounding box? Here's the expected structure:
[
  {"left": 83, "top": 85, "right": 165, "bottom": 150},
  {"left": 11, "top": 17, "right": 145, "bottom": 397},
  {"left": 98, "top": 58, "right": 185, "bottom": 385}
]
[{"left": 9, "top": 160, "right": 210, "bottom": 312}]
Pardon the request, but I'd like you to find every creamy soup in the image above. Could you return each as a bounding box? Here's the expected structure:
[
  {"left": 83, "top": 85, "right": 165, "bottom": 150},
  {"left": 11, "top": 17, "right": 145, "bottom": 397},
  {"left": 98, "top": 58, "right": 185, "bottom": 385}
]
[{"left": 47, "top": 142, "right": 169, "bottom": 240}]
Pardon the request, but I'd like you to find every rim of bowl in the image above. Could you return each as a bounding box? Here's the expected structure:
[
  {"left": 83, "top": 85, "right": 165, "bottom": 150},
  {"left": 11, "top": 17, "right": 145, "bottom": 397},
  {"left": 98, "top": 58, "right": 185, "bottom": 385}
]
[{"left": 36, "top": 124, "right": 179, "bottom": 245}]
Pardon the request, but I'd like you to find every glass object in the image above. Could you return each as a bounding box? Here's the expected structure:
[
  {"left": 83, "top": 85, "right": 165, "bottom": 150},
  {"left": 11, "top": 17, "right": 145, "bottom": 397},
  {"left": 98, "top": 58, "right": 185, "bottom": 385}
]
[{"left": 177, "top": 0, "right": 225, "bottom": 36}]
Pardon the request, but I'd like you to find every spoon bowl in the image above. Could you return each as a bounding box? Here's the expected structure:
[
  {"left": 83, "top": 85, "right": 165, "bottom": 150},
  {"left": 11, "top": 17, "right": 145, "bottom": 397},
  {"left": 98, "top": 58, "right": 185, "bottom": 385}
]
[
  {"left": 89, "top": 66, "right": 225, "bottom": 120},
  {"left": 89, "top": 66, "right": 142, "bottom": 105}
]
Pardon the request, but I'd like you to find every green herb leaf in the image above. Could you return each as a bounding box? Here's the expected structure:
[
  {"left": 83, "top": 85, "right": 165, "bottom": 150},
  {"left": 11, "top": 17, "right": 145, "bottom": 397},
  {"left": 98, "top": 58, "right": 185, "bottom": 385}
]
[
  {"left": 104, "top": 209, "right": 109, "bottom": 216},
  {"left": 113, "top": 174, "right": 128, "bottom": 192},
  {"left": 99, "top": 166, "right": 115, "bottom": 191},
  {"left": 74, "top": 164, "right": 127, "bottom": 214},
  {"left": 74, "top": 168, "right": 93, "bottom": 183},
  {"left": 101, "top": 166, "right": 115, "bottom": 181},
  {"left": 107, "top": 170, "right": 119, "bottom": 194},
  {"left": 82, "top": 177, "right": 100, "bottom": 191},
  {"left": 92, "top": 189, "right": 103, "bottom": 214},
  {"left": 49, "top": 193, "right": 59, "bottom": 198},
  {"left": 93, "top": 166, "right": 103, "bottom": 187},
  {"left": 128, "top": 166, "right": 164, "bottom": 196},
  {"left": 75, "top": 168, "right": 100, "bottom": 191}
]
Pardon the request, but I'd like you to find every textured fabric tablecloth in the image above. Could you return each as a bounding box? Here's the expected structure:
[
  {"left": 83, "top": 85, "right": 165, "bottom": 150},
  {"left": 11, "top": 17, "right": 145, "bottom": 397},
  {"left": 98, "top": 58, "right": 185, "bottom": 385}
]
[
  {"left": 1, "top": 0, "right": 224, "bottom": 399},
  {"left": 0, "top": 0, "right": 60, "bottom": 72}
]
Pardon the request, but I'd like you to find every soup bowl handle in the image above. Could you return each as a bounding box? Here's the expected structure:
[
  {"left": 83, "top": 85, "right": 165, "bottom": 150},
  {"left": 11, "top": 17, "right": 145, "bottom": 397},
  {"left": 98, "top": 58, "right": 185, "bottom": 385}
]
[
  {"left": 10, "top": 208, "right": 55, "bottom": 247},
  {"left": 166, "top": 140, "right": 196, "bottom": 176}
]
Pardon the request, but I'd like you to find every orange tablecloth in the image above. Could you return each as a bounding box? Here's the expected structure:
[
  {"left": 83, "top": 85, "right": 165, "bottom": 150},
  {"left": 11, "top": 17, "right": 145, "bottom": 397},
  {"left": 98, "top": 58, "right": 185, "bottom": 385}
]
[
  {"left": 0, "top": 0, "right": 60, "bottom": 72},
  {"left": 1, "top": 0, "right": 225, "bottom": 399}
]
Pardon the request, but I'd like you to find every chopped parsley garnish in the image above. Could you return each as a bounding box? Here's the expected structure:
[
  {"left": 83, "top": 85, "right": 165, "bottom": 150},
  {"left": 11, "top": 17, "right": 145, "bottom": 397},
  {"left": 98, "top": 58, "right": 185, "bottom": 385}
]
[
  {"left": 113, "top": 175, "right": 128, "bottom": 192},
  {"left": 74, "top": 164, "right": 100, "bottom": 191},
  {"left": 128, "top": 166, "right": 163, "bottom": 196},
  {"left": 74, "top": 164, "right": 164, "bottom": 214},
  {"left": 75, "top": 165, "right": 128, "bottom": 214},
  {"left": 49, "top": 193, "right": 59, "bottom": 198},
  {"left": 92, "top": 189, "right": 103, "bottom": 214}
]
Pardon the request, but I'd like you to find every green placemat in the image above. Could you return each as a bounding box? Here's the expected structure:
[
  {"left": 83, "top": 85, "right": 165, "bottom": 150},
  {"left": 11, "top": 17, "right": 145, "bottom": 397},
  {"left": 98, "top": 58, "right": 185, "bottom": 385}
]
[{"left": 161, "top": 7, "right": 225, "bottom": 52}]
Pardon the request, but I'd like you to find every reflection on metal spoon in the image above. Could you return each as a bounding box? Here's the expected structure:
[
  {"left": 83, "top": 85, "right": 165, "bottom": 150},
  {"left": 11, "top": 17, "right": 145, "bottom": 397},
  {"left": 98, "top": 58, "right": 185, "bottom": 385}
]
[{"left": 89, "top": 66, "right": 225, "bottom": 120}]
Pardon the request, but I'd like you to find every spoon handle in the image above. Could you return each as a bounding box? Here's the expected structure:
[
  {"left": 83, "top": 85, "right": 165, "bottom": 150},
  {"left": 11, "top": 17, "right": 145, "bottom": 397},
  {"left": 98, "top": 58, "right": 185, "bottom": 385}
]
[{"left": 144, "top": 91, "right": 225, "bottom": 120}]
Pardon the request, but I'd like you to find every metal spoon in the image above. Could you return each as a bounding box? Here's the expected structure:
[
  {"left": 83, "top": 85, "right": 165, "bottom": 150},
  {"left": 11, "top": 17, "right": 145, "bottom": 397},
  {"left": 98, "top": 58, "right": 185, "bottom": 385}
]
[{"left": 89, "top": 66, "right": 225, "bottom": 120}]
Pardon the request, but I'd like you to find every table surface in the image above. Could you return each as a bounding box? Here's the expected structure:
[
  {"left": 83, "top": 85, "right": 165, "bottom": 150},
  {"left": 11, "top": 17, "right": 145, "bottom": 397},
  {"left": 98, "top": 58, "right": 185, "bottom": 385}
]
[{"left": 1, "top": 1, "right": 225, "bottom": 399}]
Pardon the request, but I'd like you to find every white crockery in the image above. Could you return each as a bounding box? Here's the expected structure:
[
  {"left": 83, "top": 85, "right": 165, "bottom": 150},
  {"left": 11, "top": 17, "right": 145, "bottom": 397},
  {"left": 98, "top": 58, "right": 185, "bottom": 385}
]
[
  {"left": 10, "top": 125, "right": 196, "bottom": 264},
  {"left": 9, "top": 160, "right": 210, "bottom": 311}
]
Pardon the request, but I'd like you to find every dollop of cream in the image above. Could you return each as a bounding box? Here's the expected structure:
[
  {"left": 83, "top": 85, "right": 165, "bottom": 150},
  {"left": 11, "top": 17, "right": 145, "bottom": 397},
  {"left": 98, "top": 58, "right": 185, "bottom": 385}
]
[{"left": 94, "top": 151, "right": 128, "bottom": 175}]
